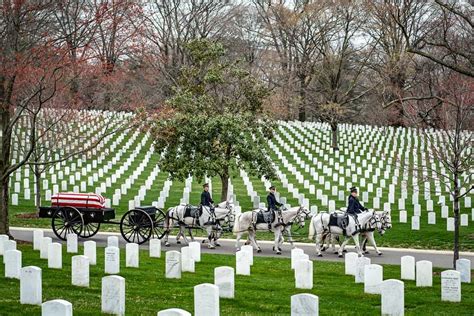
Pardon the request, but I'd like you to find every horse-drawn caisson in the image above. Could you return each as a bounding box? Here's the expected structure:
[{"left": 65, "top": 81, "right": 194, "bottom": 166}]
[{"left": 39, "top": 193, "right": 167, "bottom": 244}]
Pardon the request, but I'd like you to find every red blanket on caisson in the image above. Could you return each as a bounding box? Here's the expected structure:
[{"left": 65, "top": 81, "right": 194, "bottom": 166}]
[{"left": 51, "top": 192, "right": 106, "bottom": 209}]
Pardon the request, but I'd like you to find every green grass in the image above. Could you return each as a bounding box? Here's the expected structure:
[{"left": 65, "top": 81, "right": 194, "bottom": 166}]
[
  {"left": 0, "top": 244, "right": 472, "bottom": 315},
  {"left": 8, "top": 122, "right": 474, "bottom": 251}
]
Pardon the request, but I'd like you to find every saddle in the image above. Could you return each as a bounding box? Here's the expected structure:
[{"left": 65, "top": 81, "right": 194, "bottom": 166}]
[
  {"left": 256, "top": 209, "right": 274, "bottom": 224},
  {"left": 329, "top": 212, "right": 350, "bottom": 236},
  {"left": 184, "top": 205, "right": 202, "bottom": 219}
]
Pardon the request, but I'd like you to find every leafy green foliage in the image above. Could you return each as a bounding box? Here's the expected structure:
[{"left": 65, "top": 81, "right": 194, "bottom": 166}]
[{"left": 150, "top": 39, "right": 277, "bottom": 194}]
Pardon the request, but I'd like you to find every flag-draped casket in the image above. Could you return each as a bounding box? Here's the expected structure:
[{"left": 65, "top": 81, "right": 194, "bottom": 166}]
[{"left": 51, "top": 192, "right": 106, "bottom": 209}]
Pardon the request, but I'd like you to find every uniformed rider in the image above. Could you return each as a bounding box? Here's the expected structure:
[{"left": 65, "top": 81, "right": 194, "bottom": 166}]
[
  {"left": 266, "top": 186, "right": 283, "bottom": 230},
  {"left": 201, "top": 183, "right": 215, "bottom": 221}
]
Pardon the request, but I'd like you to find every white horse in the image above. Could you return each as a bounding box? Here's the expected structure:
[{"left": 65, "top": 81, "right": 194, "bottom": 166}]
[
  {"left": 308, "top": 210, "right": 379, "bottom": 257},
  {"left": 163, "top": 201, "right": 233, "bottom": 249},
  {"left": 233, "top": 206, "right": 310, "bottom": 254},
  {"left": 322, "top": 210, "right": 392, "bottom": 256}
]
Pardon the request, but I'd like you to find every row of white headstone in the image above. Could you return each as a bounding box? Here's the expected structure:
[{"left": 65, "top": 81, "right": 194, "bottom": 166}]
[{"left": 342, "top": 252, "right": 471, "bottom": 315}]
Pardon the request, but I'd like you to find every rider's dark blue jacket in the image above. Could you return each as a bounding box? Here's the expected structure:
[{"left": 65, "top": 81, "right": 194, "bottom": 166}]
[
  {"left": 346, "top": 195, "right": 366, "bottom": 215},
  {"left": 267, "top": 192, "right": 283, "bottom": 211},
  {"left": 201, "top": 191, "right": 214, "bottom": 206}
]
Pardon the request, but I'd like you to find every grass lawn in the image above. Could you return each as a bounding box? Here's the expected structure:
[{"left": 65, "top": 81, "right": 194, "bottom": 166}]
[
  {"left": 0, "top": 244, "right": 472, "bottom": 315},
  {"left": 8, "top": 122, "right": 474, "bottom": 251}
]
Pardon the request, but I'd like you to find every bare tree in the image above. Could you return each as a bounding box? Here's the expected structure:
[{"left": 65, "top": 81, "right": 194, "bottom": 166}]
[
  {"left": 365, "top": 0, "right": 432, "bottom": 127},
  {"left": 253, "top": 0, "right": 337, "bottom": 121},
  {"left": 399, "top": 71, "right": 473, "bottom": 268}
]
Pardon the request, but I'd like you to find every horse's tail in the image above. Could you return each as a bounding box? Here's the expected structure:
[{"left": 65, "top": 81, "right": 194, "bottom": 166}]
[
  {"left": 232, "top": 213, "right": 241, "bottom": 235},
  {"left": 308, "top": 216, "right": 316, "bottom": 240}
]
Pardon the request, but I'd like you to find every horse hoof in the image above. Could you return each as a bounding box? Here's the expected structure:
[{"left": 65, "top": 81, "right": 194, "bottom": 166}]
[
  {"left": 321, "top": 247, "right": 326, "bottom": 251},
  {"left": 165, "top": 243, "right": 170, "bottom": 247},
  {"left": 378, "top": 252, "right": 383, "bottom": 256},
  {"left": 343, "top": 249, "right": 347, "bottom": 253},
  {"left": 215, "top": 243, "right": 221, "bottom": 247},
  {"left": 177, "top": 241, "right": 181, "bottom": 244},
  {"left": 276, "top": 251, "right": 281, "bottom": 255},
  {"left": 333, "top": 251, "right": 338, "bottom": 254},
  {"left": 278, "top": 248, "right": 282, "bottom": 252},
  {"left": 202, "top": 240, "right": 206, "bottom": 244},
  {"left": 338, "top": 254, "right": 343, "bottom": 258},
  {"left": 317, "top": 254, "right": 323, "bottom": 257},
  {"left": 257, "top": 249, "right": 262, "bottom": 253},
  {"left": 208, "top": 245, "right": 216, "bottom": 249},
  {"left": 364, "top": 251, "right": 370, "bottom": 254}
]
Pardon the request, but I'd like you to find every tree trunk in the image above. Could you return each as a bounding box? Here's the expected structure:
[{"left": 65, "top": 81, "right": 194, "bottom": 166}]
[
  {"left": 220, "top": 173, "right": 229, "bottom": 203},
  {"left": 453, "top": 173, "right": 460, "bottom": 268},
  {"left": 0, "top": 177, "right": 11, "bottom": 237},
  {"left": 298, "top": 76, "right": 307, "bottom": 121},
  {"left": 331, "top": 122, "right": 339, "bottom": 151},
  {"left": 35, "top": 168, "right": 42, "bottom": 211}
]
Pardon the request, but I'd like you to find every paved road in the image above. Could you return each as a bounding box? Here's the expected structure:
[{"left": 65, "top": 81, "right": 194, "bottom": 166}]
[{"left": 11, "top": 227, "right": 474, "bottom": 269}]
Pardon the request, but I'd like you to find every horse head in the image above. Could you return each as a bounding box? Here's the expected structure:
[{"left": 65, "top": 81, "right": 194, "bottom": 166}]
[
  {"left": 380, "top": 210, "right": 392, "bottom": 230},
  {"left": 294, "top": 206, "right": 311, "bottom": 228}
]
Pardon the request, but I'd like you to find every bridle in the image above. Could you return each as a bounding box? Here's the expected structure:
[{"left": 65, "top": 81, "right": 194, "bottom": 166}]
[{"left": 368, "top": 213, "right": 384, "bottom": 235}]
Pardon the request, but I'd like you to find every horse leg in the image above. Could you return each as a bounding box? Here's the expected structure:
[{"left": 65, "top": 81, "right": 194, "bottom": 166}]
[
  {"left": 249, "top": 230, "right": 261, "bottom": 253},
  {"left": 188, "top": 228, "right": 195, "bottom": 242},
  {"left": 361, "top": 235, "right": 369, "bottom": 254},
  {"left": 235, "top": 232, "right": 242, "bottom": 251},
  {"left": 353, "top": 234, "right": 363, "bottom": 256},
  {"left": 315, "top": 233, "right": 323, "bottom": 257},
  {"left": 163, "top": 229, "right": 170, "bottom": 247},
  {"left": 207, "top": 226, "right": 216, "bottom": 249},
  {"left": 285, "top": 228, "right": 294, "bottom": 250},
  {"left": 274, "top": 229, "right": 281, "bottom": 255},
  {"left": 338, "top": 237, "right": 351, "bottom": 257},
  {"left": 367, "top": 232, "right": 382, "bottom": 255}
]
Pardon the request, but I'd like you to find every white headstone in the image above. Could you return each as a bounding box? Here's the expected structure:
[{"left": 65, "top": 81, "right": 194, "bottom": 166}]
[
  {"left": 345, "top": 252, "right": 358, "bottom": 276},
  {"left": 236, "top": 250, "right": 250, "bottom": 275},
  {"left": 411, "top": 216, "right": 420, "bottom": 230},
  {"left": 355, "top": 257, "right": 371, "bottom": 283},
  {"left": 189, "top": 242, "right": 201, "bottom": 262},
  {"left": 48, "top": 243, "right": 62, "bottom": 269},
  {"left": 399, "top": 211, "right": 407, "bottom": 223},
  {"left": 126, "top": 243, "right": 139, "bottom": 268},
  {"left": 166, "top": 251, "right": 181, "bottom": 279},
  {"left": 0, "top": 234, "right": 9, "bottom": 255},
  {"left": 5, "top": 249, "right": 21, "bottom": 279},
  {"left": 295, "top": 259, "right": 313, "bottom": 289},
  {"left": 456, "top": 259, "right": 471, "bottom": 283},
  {"left": 107, "top": 236, "right": 119, "bottom": 248},
  {"left": 20, "top": 266, "right": 42, "bottom": 305},
  {"left": 381, "top": 279, "right": 404, "bottom": 316},
  {"left": 101, "top": 275, "right": 125, "bottom": 315},
  {"left": 105, "top": 246, "right": 120, "bottom": 274},
  {"left": 41, "top": 299, "right": 72, "bottom": 316},
  {"left": 66, "top": 234, "right": 78, "bottom": 253},
  {"left": 84, "top": 241, "right": 97, "bottom": 265},
  {"left": 194, "top": 283, "right": 219, "bottom": 316},
  {"left": 214, "top": 266, "right": 234, "bottom": 298},
  {"left": 149, "top": 239, "right": 161, "bottom": 258},
  {"left": 33, "top": 230, "right": 44, "bottom": 251},
  {"left": 428, "top": 212, "right": 436, "bottom": 224},
  {"left": 291, "top": 293, "right": 319, "bottom": 316},
  {"left": 40, "top": 237, "right": 52, "bottom": 259},
  {"left": 181, "top": 246, "right": 195, "bottom": 273},
  {"left": 416, "top": 260, "right": 432, "bottom": 287},
  {"left": 72, "top": 255, "right": 89, "bottom": 287},
  {"left": 157, "top": 308, "right": 191, "bottom": 316},
  {"left": 291, "top": 248, "right": 305, "bottom": 269},
  {"left": 447, "top": 217, "right": 455, "bottom": 231},
  {"left": 460, "top": 214, "right": 468, "bottom": 226},
  {"left": 364, "top": 264, "right": 383, "bottom": 294},
  {"left": 441, "top": 270, "right": 461, "bottom": 302},
  {"left": 241, "top": 245, "right": 254, "bottom": 266},
  {"left": 401, "top": 256, "right": 415, "bottom": 280}
]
